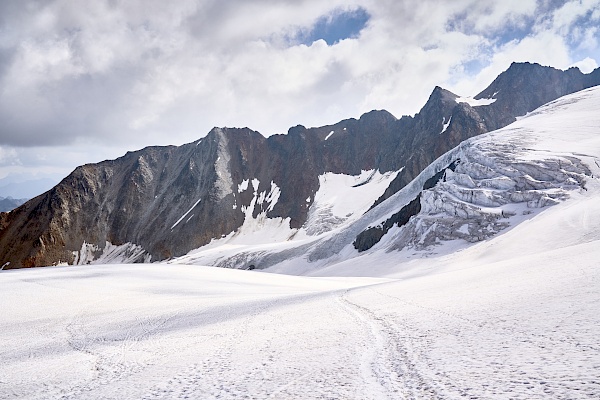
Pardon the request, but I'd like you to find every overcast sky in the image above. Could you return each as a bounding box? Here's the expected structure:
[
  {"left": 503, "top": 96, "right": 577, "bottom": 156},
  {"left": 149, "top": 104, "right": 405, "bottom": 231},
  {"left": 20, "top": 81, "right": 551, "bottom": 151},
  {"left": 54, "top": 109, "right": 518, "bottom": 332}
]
[{"left": 1, "top": 0, "right": 599, "bottom": 190}]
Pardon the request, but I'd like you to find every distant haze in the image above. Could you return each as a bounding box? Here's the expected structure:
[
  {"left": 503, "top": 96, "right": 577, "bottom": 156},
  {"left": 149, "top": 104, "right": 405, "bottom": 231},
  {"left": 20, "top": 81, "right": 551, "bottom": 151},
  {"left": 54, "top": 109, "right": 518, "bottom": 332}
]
[{"left": 0, "top": 176, "right": 59, "bottom": 199}]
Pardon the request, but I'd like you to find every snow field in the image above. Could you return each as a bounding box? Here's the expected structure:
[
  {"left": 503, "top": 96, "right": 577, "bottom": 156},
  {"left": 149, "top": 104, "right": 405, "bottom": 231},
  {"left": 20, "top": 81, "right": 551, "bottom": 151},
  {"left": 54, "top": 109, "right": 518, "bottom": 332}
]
[
  {"left": 342, "top": 246, "right": 600, "bottom": 399},
  {"left": 3, "top": 224, "right": 599, "bottom": 399},
  {"left": 0, "top": 265, "right": 391, "bottom": 399}
]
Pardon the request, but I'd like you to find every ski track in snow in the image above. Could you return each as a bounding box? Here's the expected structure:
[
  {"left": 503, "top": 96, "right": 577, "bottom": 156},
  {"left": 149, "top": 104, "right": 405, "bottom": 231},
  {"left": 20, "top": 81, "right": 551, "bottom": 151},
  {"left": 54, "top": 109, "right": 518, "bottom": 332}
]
[
  {"left": 2, "top": 258, "right": 599, "bottom": 399},
  {"left": 337, "top": 289, "right": 435, "bottom": 399},
  {"left": 138, "top": 290, "right": 389, "bottom": 399}
]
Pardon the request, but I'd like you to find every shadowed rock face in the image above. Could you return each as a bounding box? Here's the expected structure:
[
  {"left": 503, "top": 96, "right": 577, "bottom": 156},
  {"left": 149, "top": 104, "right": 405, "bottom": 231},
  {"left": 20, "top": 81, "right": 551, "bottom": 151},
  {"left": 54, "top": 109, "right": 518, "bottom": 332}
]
[
  {"left": 476, "top": 62, "right": 600, "bottom": 131},
  {"left": 353, "top": 160, "right": 459, "bottom": 253},
  {"left": 1, "top": 62, "right": 600, "bottom": 269}
]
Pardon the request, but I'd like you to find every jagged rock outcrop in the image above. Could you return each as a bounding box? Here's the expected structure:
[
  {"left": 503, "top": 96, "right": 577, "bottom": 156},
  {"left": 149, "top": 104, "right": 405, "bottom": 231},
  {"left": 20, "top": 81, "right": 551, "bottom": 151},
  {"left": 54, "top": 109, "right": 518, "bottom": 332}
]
[
  {"left": 1, "top": 62, "right": 599, "bottom": 269},
  {"left": 476, "top": 62, "right": 600, "bottom": 131}
]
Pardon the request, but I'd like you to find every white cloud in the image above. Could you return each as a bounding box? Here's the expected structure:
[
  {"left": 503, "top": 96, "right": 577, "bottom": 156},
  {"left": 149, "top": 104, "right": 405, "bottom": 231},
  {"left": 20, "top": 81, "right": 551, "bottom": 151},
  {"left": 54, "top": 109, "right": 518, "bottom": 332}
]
[
  {"left": 549, "top": 0, "right": 600, "bottom": 33},
  {"left": 455, "top": 0, "right": 538, "bottom": 33},
  {"left": 570, "top": 57, "right": 599, "bottom": 73},
  {"left": 448, "top": 1, "right": 600, "bottom": 96},
  {"left": 0, "top": 0, "right": 598, "bottom": 181}
]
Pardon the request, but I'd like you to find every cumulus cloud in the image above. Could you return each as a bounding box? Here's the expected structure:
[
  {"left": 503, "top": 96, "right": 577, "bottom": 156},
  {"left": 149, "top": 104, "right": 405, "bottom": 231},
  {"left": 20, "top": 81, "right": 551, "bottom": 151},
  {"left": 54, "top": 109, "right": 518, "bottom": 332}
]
[
  {"left": 0, "top": 0, "right": 598, "bottom": 183},
  {"left": 570, "top": 56, "right": 599, "bottom": 73}
]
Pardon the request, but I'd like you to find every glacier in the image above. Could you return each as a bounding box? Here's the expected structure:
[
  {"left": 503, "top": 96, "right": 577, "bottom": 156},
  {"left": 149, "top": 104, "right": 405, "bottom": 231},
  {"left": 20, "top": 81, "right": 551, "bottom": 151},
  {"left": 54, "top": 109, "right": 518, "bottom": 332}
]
[{"left": 169, "top": 87, "right": 600, "bottom": 275}]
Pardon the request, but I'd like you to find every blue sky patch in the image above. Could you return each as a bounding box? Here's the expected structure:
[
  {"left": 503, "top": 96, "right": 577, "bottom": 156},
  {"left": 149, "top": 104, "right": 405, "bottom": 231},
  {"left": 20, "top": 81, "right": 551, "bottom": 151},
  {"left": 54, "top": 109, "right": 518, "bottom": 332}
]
[{"left": 298, "top": 7, "right": 370, "bottom": 46}]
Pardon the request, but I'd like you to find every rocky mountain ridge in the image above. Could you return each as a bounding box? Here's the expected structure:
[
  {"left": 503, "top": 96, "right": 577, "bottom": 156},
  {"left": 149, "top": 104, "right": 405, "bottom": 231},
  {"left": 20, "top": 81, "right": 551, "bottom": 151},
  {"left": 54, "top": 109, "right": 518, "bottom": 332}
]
[{"left": 1, "top": 62, "right": 599, "bottom": 269}]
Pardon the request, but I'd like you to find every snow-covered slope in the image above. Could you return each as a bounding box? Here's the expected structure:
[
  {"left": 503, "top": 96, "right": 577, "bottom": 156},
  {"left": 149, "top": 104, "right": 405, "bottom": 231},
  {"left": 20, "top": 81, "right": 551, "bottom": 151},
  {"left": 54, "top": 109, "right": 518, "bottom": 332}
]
[
  {"left": 2, "top": 87, "right": 600, "bottom": 399},
  {"left": 2, "top": 181, "right": 599, "bottom": 399},
  {"left": 170, "top": 86, "right": 600, "bottom": 275},
  {"left": 168, "top": 168, "right": 399, "bottom": 269},
  {"left": 328, "top": 84, "right": 600, "bottom": 276}
]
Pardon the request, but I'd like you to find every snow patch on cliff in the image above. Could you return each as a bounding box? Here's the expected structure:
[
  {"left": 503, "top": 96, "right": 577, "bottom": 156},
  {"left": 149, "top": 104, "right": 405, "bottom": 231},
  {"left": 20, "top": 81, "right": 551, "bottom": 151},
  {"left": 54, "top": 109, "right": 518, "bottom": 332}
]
[
  {"left": 73, "top": 241, "right": 151, "bottom": 265},
  {"left": 456, "top": 96, "right": 496, "bottom": 106},
  {"left": 303, "top": 169, "right": 401, "bottom": 236},
  {"left": 171, "top": 198, "right": 201, "bottom": 230},
  {"left": 440, "top": 116, "right": 452, "bottom": 134},
  {"left": 239, "top": 179, "right": 282, "bottom": 217},
  {"left": 237, "top": 179, "right": 249, "bottom": 193}
]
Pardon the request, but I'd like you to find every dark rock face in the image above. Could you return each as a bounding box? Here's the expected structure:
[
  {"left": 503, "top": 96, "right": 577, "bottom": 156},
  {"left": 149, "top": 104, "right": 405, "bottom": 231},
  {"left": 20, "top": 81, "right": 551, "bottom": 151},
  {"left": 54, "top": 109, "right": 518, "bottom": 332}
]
[
  {"left": 353, "top": 196, "right": 422, "bottom": 253},
  {"left": 1, "top": 62, "right": 599, "bottom": 269},
  {"left": 353, "top": 160, "right": 459, "bottom": 252},
  {"left": 475, "top": 62, "right": 600, "bottom": 131}
]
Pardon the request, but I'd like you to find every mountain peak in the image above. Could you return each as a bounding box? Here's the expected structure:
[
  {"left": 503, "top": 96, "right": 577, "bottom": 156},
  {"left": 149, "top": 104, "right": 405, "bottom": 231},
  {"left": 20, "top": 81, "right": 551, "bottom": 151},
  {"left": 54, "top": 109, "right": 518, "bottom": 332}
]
[
  {"left": 416, "top": 86, "right": 458, "bottom": 123},
  {"left": 429, "top": 86, "right": 458, "bottom": 103},
  {"left": 473, "top": 61, "right": 600, "bottom": 130},
  {"left": 358, "top": 109, "right": 397, "bottom": 125},
  {"left": 2, "top": 63, "right": 600, "bottom": 268}
]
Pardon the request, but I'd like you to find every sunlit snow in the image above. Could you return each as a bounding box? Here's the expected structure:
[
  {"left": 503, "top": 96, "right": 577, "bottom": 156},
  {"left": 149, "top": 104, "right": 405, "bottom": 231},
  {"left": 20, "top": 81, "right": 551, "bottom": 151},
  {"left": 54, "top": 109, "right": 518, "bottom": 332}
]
[
  {"left": 237, "top": 179, "right": 249, "bottom": 193},
  {"left": 171, "top": 198, "right": 201, "bottom": 230},
  {"left": 440, "top": 116, "right": 452, "bottom": 134},
  {"left": 456, "top": 96, "right": 497, "bottom": 106},
  {"left": 74, "top": 241, "right": 151, "bottom": 265},
  {"left": 303, "top": 169, "right": 400, "bottom": 236}
]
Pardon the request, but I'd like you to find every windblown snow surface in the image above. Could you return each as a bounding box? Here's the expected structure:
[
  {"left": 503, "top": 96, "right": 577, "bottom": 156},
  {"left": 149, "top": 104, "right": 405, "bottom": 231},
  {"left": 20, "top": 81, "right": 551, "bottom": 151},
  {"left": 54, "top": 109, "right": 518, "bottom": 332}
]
[{"left": 2, "top": 87, "right": 600, "bottom": 399}]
